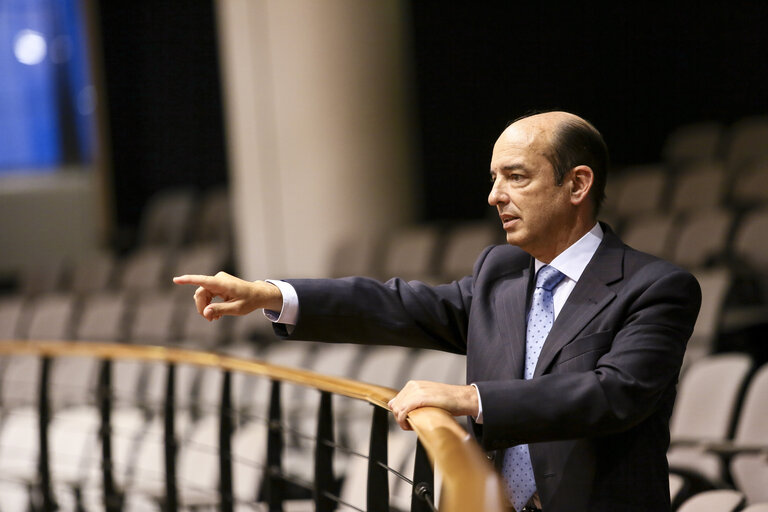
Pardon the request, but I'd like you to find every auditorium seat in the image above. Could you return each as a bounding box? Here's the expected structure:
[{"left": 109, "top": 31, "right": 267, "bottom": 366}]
[
  {"left": 136, "top": 188, "right": 196, "bottom": 249},
  {"left": 177, "top": 301, "right": 232, "bottom": 349},
  {"left": 327, "top": 229, "right": 383, "bottom": 279},
  {"left": 76, "top": 291, "right": 132, "bottom": 343},
  {"left": 119, "top": 411, "right": 193, "bottom": 511},
  {"left": 175, "top": 413, "right": 221, "bottom": 508},
  {"left": 724, "top": 116, "right": 768, "bottom": 173},
  {"left": 676, "top": 489, "right": 745, "bottom": 512},
  {"left": 608, "top": 164, "right": 669, "bottom": 220},
  {"left": 668, "top": 162, "right": 727, "bottom": 213},
  {"left": 404, "top": 348, "right": 466, "bottom": 386},
  {"left": 620, "top": 213, "right": 678, "bottom": 259},
  {"left": 438, "top": 221, "right": 501, "bottom": 282},
  {"left": 0, "top": 295, "right": 26, "bottom": 340},
  {"left": 17, "top": 255, "right": 68, "bottom": 297},
  {"left": 728, "top": 362, "right": 768, "bottom": 505},
  {"left": 662, "top": 121, "right": 724, "bottom": 169},
  {"left": 23, "top": 293, "right": 78, "bottom": 340},
  {"left": 128, "top": 291, "right": 184, "bottom": 345},
  {"left": 379, "top": 224, "right": 442, "bottom": 283},
  {"left": 730, "top": 157, "right": 768, "bottom": 209},
  {"left": 731, "top": 206, "right": 768, "bottom": 298},
  {"left": 190, "top": 186, "right": 233, "bottom": 248},
  {"left": 667, "top": 353, "right": 753, "bottom": 485},
  {"left": 669, "top": 472, "right": 689, "bottom": 509},
  {"left": 683, "top": 267, "right": 733, "bottom": 369},
  {"left": 231, "top": 419, "right": 269, "bottom": 511},
  {"left": 0, "top": 354, "right": 40, "bottom": 409},
  {"left": 669, "top": 209, "right": 734, "bottom": 270},
  {"left": 117, "top": 247, "right": 175, "bottom": 293},
  {"left": 68, "top": 250, "right": 117, "bottom": 295}
]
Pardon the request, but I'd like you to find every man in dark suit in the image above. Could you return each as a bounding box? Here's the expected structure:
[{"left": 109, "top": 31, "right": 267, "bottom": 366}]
[{"left": 175, "top": 111, "right": 701, "bottom": 511}]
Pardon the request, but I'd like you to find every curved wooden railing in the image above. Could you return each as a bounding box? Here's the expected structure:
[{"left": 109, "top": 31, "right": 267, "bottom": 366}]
[{"left": 0, "top": 340, "right": 507, "bottom": 512}]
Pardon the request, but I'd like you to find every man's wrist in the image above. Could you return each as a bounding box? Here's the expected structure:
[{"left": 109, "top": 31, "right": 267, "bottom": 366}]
[{"left": 263, "top": 279, "right": 299, "bottom": 325}]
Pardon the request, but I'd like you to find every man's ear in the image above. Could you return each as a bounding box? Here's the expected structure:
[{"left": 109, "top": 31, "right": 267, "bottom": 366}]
[{"left": 569, "top": 165, "right": 594, "bottom": 206}]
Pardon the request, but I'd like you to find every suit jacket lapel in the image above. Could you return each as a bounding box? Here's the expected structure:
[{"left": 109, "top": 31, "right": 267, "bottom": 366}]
[
  {"left": 533, "top": 229, "right": 624, "bottom": 378},
  {"left": 495, "top": 260, "right": 534, "bottom": 379}
]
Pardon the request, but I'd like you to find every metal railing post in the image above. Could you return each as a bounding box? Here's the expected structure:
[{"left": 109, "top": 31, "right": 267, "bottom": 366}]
[
  {"left": 219, "top": 370, "right": 234, "bottom": 512},
  {"left": 314, "top": 391, "right": 335, "bottom": 512},
  {"left": 367, "top": 405, "right": 390, "bottom": 512}
]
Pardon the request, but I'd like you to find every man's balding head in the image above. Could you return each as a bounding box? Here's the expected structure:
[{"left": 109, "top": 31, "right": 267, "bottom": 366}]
[{"left": 506, "top": 111, "right": 609, "bottom": 215}]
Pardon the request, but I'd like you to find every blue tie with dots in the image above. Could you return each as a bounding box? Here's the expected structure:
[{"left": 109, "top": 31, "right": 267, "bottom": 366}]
[{"left": 503, "top": 265, "right": 565, "bottom": 510}]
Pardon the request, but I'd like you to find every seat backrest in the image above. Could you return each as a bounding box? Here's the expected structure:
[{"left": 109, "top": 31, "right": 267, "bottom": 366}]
[
  {"left": 231, "top": 419, "right": 268, "bottom": 502},
  {"left": 117, "top": 247, "right": 173, "bottom": 293},
  {"left": 670, "top": 353, "right": 752, "bottom": 441},
  {"left": 137, "top": 188, "right": 196, "bottom": 248},
  {"left": 677, "top": 489, "right": 745, "bottom": 512},
  {"left": 49, "top": 356, "right": 101, "bottom": 409},
  {"left": 671, "top": 209, "right": 733, "bottom": 269},
  {"left": 327, "top": 230, "right": 383, "bottom": 278},
  {"left": 0, "top": 296, "right": 26, "bottom": 339},
  {"left": 191, "top": 186, "right": 232, "bottom": 246},
  {"left": 380, "top": 225, "right": 441, "bottom": 282},
  {"left": 405, "top": 349, "right": 466, "bottom": 385},
  {"left": 69, "top": 250, "right": 116, "bottom": 294},
  {"left": 128, "top": 291, "right": 182, "bottom": 345},
  {"left": 734, "top": 362, "right": 768, "bottom": 444},
  {"left": 724, "top": 116, "right": 768, "bottom": 172},
  {"left": 439, "top": 221, "right": 501, "bottom": 282},
  {"left": 668, "top": 162, "right": 726, "bottom": 213},
  {"left": 662, "top": 121, "right": 724, "bottom": 168},
  {"left": 731, "top": 158, "right": 768, "bottom": 208},
  {"left": 25, "top": 293, "right": 78, "bottom": 340},
  {"left": 76, "top": 291, "right": 130, "bottom": 342},
  {"left": 731, "top": 207, "right": 768, "bottom": 293},
  {"left": 684, "top": 268, "right": 732, "bottom": 368},
  {"left": 0, "top": 355, "right": 41, "bottom": 407},
  {"left": 621, "top": 213, "right": 678, "bottom": 259},
  {"left": 171, "top": 243, "right": 229, "bottom": 282},
  {"left": 611, "top": 165, "right": 669, "bottom": 219}
]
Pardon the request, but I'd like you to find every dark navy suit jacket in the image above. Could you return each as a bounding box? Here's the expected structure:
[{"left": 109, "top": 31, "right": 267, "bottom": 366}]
[{"left": 278, "top": 226, "right": 701, "bottom": 511}]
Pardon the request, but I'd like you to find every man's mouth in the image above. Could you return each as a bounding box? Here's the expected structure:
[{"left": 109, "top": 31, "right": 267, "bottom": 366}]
[{"left": 500, "top": 214, "right": 519, "bottom": 228}]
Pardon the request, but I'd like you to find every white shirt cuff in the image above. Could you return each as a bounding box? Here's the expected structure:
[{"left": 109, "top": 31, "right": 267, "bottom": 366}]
[
  {"left": 263, "top": 279, "right": 299, "bottom": 326},
  {"left": 470, "top": 383, "right": 483, "bottom": 424}
]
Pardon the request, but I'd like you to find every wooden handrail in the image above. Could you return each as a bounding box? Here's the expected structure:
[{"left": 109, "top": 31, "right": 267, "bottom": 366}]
[{"left": 0, "top": 340, "right": 507, "bottom": 512}]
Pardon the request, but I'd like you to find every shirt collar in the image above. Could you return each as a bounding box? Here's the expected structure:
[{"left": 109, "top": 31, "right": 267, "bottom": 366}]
[{"left": 534, "top": 223, "right": 604, "bottom": 282}]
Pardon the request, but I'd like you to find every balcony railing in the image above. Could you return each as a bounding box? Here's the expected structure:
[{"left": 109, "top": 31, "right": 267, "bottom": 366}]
[{"left": 0, "top": 340, "right": 507, "bottom": 512}]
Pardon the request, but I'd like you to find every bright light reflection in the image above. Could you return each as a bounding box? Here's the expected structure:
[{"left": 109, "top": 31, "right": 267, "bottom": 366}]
[{"left": 14, "top": 30, "right": 47, "bottom": 65}]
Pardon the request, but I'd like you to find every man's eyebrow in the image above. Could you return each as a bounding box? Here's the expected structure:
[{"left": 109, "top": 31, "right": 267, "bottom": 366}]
[{"left": 490, "top": 163, "right": 527, "bottom": 173}]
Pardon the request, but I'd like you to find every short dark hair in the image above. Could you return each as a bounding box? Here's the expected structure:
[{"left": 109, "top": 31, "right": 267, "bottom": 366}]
[{"left": 512, "top": 112, "right": 609, "bottom": 215}]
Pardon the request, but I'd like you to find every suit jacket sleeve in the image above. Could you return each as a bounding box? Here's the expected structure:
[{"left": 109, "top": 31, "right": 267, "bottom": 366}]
[{"left": 275, "top": 247, "right": 499, "bottom": 353}]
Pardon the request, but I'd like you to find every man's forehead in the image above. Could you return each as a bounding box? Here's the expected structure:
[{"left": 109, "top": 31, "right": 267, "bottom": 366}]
[{"left": 493, "top": 122, "right": 550, "bottom": 160}]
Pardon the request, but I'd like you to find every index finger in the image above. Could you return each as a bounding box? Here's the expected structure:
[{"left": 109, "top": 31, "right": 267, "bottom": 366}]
[{"left": 173, "top": 274, "right": 215, "bottom": 287}]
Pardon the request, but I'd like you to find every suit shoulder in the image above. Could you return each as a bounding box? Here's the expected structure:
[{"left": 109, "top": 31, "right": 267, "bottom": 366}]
[{"left": 473, "top": 244, "right": 530, "bottom": 277}]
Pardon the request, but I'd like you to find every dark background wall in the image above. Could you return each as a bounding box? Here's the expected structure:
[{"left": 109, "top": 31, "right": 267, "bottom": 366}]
[
  {"left": 409, "top": 3, "right": 768, "bottom": 220},
  {"left": 96, "top": 2, "right": 768, "bottom": 229}
]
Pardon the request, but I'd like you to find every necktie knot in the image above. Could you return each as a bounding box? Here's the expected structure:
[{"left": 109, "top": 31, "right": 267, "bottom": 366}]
[{"left": 536, "top": 265, "right": 565, "bottom": 292}]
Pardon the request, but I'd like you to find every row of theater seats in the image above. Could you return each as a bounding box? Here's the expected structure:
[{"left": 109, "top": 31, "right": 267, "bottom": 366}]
[
  {"left": 601, "top": 118, "right": 768, "bottom": 369},
  {"left": 667, "top": 353, "right": 768, "bottom": 510},
  {"left": 0, "top": 340, "right": 464, "bottom": 511}
]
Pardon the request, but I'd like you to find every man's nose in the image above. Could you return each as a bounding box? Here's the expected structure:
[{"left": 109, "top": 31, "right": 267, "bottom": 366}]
[{"left": 488, "top": 181, "right": 506, "bottom": 206}]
